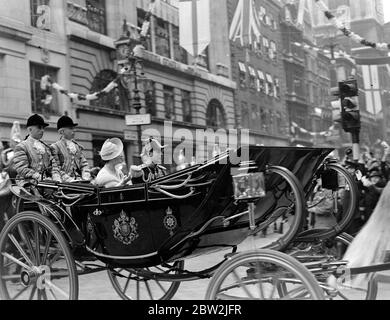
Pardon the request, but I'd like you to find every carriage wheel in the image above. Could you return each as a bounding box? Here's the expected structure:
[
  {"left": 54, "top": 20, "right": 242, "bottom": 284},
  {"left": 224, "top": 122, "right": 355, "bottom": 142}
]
[
  {"left": 205, "top": 250, "right": 324, "bottom": 300},
  {"left": 296, "top": 163, "right": 358, "bottom": 241},
  {"left": 0, "top": 211, "right": 78, "bottom": 300},
  {"left": 107, "top": 260, "right": 184, "bottom": 300},
  {"left": 254, "top": 166, "right": 305, "bottom": 252}
]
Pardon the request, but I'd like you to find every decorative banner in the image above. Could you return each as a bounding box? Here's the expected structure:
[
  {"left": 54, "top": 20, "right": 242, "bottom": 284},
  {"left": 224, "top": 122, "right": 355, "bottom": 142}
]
[
  {"left": 39, "top": 0, "right": 160, "bottom": 106},
  {"left": 297, "top": 0, "right": 314, "bottom": 27},
  {"left": 291, "top": 122, "right": 335, "bottom": 137},
  {"left": 179, "top": 0, "right": 211, "bottom": 57},
  {"left": 292, "top": 41, "right": 355, "bottom": 62},
  {"left": 314, "top": 0, "right": 390, "bottom": 51},
  {"left": 40, "top": 72, "right": 122, "bottom": 105},
  {"left": 140, "top": 0, "right": 158, "bottom": 39},
  {"left": 229, "top": 0, "right": 261, "bottom": 47}
]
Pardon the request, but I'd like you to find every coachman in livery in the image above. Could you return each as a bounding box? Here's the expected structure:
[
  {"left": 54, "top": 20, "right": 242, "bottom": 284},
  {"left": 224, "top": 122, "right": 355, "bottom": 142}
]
[
  {"left": 51, "top": 115, "right": 91, "bottom": 182},
  {"left": 13, "top": 114, "right": 62, "bottom": 187}
]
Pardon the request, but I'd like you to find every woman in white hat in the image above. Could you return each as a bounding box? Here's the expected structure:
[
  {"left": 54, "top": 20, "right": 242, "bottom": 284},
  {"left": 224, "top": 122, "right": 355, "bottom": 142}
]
[{"left": 95, "top": 138, "right": 132, "bottom": 188}]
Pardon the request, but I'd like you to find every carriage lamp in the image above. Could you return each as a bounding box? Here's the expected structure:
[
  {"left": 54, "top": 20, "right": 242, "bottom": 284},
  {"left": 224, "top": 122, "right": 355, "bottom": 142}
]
[{"left": 232, "top": 162, "right": 266, "bottom": 230}]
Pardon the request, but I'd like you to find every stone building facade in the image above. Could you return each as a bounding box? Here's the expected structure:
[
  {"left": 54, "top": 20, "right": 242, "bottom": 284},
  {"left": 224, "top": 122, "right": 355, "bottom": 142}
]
[
  {"left": 313, "top": 0, "right": 388, "bottom": 146},
  {"left": 0, "top": 0, "right": 236, "bottom": 171},
  {"left": 226, "top": 0, "right": 290, "bottom": 146}
]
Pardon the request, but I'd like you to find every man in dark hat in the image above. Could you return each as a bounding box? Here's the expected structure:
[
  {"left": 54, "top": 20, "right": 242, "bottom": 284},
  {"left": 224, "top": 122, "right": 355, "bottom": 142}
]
[
  {"left": 13, "top": 114, "right": 61, "bottom": 186},
  {"left": 51, "top": 115, "right": 91, "bottom": 182}
]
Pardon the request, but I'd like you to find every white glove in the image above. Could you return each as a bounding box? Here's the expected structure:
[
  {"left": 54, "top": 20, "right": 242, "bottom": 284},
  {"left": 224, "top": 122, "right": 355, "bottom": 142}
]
[{"left": 361, "top": 177, "right": 372, "bottom": 187}]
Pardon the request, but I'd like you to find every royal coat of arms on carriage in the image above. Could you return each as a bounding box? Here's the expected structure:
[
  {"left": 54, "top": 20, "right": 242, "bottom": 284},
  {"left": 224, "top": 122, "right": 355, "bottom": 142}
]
[
  {"left": 163, "top": 207, "right": 178, "bottom": 236},
  {"left": 112, "top": 210, "right": 139, "bottom": 245}
]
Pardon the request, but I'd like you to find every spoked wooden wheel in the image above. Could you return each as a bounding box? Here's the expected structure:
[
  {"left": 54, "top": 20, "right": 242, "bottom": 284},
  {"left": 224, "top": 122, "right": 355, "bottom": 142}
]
[
  {"left": 107, "top": 261, "right": 184, "bottom": 300},
  {"left": 297, "top": 163, "right": 358, "bottom": 241},
  {"left": 252, "top": 166, "right": 305, "bottom": 252},
  {"left": 205, "top": 250, "right": 324, "bottom": 300},
  {"left": 0, "top": 211, "right": 78, "bottom": 300}
]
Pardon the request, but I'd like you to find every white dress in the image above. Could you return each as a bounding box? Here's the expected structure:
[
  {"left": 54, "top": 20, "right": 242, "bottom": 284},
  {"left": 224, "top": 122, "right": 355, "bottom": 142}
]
[
  {"left": 95, "top": 165, "right": 124, "bottom": 188},
  {"left": 343, "top": 181, "right": 390, "bottom": 288}
]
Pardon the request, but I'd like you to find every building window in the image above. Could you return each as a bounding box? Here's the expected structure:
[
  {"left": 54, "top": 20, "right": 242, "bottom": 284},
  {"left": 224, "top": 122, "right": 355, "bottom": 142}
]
[
  {"left": 270, "top": 41, "right": 277, "bottom": 62},
  {"left": 144, "top": 80, "right": 156, "bottom": 116},
  {"left": 30, "top": 63, "right": 59, "bottom": 116},
  {"left": 266, "top": 74, "right": 274, "bottom": 97},
  {"left": 86, "top": 0, "right": 107, "bottom": 35},
  {"left": 241, "top": 102, "right": 249, "bottom": 129},
  {"left": 263, "top": 37, "right": 270, "bottom": 58},
  {"left": 260, "top": 108, "right": 267, "bottom": 131},
  {"left": 251, "top": 104, "right": 258, "bottom": 130},
  {"left": 31, "top": 0, "right": 50, "bottom": 29},
  {"left": 163, "top": 86, "right": 175, "bottom": 120},
  {"left": 259, "top": 6, "right": 267, "bottom": 23},
  {"left": 172, "top": 25, "right": 188, "bottom": 64},
  {"left": 274, "top": 78, "right": 280, "bottom": 98},
  {"left": 276, "top": 112, "right": 282, "bottom": 134},
  {"left": 155, "top": 17, "right": 171, "bottom": 58},
  {"left": 269, "top": 111, "right": 275, "bottom": 134},
  {"left": 90, "top": 70, "right": 129, "bottom": 111},
  {"left": 238, "top": 62, "right": 247, "bottom": 89},
  {"left": 248, "top": 67, "right": 257, "bottom": 90},
  {"left": 293, "top": 78, "right": 303, "bottom": 96},
  {"left": 267, "top": 13, "right": 273, "bottom": 27},
  {"left": 272, "top": 19, "right": 278, "bottom": 30},
  {"left": 182, "top": 90, "right": 192, "bottom": 123},
  {"left": 137, "top": 9, "right": 152, "bottom": 51},
  {"left": 206, "top": 99, "right": 226, "bottom": 128},
  {"left": 251, "top": 34, "right": 262, "bottom": 56},
  {"left": 257, "top": 70, "right": 266, "bottom": 93}
]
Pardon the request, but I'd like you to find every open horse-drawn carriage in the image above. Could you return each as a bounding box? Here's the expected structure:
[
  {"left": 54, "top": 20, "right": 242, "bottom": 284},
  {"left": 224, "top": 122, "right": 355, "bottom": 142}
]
[{"left": 0, "top": 145, "right": 361, "bottom": 300}]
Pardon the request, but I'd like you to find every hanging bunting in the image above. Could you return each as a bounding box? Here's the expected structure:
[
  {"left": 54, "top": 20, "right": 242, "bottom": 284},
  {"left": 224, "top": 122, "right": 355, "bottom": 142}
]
[
  {"left": 40, "top": 0, "right": 160, "bottom": 106},
  {"left": 314, "top": 0, "right": 390, "bottom": 51},
  {"left": 291, "top": 122, "right": 335, "bottom": 137},
  {"left": 292, "top": 41, "right": 354, "bottom": 61},
  {"left": 39, "top": 69, "right": 130, "bottom": 105},
  {"left": 140, "top": 0, "right": 158, "bottom": 39}
]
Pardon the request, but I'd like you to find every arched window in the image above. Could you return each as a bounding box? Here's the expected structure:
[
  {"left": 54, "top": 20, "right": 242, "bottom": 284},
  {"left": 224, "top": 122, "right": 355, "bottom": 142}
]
[
  {"left": 206, "top": 99, "right": 226, "bottom": 128},
  {"left": 90, "top": 70, "right": 129, "bottom": 111}
]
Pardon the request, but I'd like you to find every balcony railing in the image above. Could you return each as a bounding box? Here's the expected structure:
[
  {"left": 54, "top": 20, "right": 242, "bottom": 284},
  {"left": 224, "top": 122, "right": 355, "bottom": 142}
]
[{"left": 67, "top": 2, "right": 106, "bottom": 35}]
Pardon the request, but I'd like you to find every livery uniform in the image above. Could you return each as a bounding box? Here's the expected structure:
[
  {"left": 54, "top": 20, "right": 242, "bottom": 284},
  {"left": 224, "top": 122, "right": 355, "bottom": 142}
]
[
  {"left": 13, "top": 136, "right": 61, "bottom": 186},
  {"left": 51, "top": 138, "right": 91, "bottom": 182}
]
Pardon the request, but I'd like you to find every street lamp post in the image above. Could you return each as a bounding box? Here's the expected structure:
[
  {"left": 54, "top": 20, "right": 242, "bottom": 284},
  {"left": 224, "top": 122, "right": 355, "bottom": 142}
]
[{"left": 115, "top": 20, "right": 151, "bottom": 162}]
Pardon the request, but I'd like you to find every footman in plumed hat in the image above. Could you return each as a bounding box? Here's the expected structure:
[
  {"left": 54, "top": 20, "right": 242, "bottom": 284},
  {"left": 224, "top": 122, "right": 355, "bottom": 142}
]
[
  {"left": 51, "top": 115, "right": 91, "bottom": 182},
  {"left": 13, "top": 114, "right": 62, "bottom": 186}
]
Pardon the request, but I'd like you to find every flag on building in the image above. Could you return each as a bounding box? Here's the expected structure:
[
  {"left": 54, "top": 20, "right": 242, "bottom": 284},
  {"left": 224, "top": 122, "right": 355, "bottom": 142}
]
[
  {"left": 229, "top": 0, "right": 261, "bottom": 47},
  {"left": 179, "top": 0, "right": 211, "bottom": 57}
]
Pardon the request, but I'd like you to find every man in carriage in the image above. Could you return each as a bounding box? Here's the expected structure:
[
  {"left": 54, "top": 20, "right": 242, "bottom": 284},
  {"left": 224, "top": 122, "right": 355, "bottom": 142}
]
[
  {"left": 130, "top": 137, "right": 167, "bottom": 184},
  {"left": 51, "top": 115, "right": 91, "bottom": 183},
  {"left": 13, "top": 114, "right": 62, "bottom": 187}
]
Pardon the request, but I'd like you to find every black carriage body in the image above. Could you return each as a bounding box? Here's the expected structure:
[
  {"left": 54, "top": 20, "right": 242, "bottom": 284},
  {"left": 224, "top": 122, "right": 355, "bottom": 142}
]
[
  {"left": 72, "top": 146, "right": 332, "bottom": 268},
  {"left": 17, "top": 146, "right": 333, "bottom": 268}
]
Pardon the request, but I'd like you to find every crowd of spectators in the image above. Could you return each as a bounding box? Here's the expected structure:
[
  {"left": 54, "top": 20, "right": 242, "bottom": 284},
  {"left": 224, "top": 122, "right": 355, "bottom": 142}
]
[{"left": 341, "top": 141, "right": 390, "bottom": 235}]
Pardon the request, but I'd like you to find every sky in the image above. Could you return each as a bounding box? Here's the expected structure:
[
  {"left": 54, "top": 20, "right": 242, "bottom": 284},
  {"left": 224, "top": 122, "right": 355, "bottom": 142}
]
[{"left": 384, "top": 0, "right": 390, "bottom": 22}]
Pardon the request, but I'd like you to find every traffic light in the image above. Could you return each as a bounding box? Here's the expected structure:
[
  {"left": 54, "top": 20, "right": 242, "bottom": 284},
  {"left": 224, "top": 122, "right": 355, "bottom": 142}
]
[{"left": 339, "top": 79, "right": 360, "bottom": 133}]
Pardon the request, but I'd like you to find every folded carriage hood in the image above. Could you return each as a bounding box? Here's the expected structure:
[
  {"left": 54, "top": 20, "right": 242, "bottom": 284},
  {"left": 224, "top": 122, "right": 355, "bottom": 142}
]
[{"left": 158, "top": 146, "right": 334, "bottom": 261}]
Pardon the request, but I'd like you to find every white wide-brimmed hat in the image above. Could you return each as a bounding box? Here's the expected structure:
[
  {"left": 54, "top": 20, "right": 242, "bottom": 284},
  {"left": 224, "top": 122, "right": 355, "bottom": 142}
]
[{"left": 100, "top": 138, "right": 124, "bottom": 161}]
